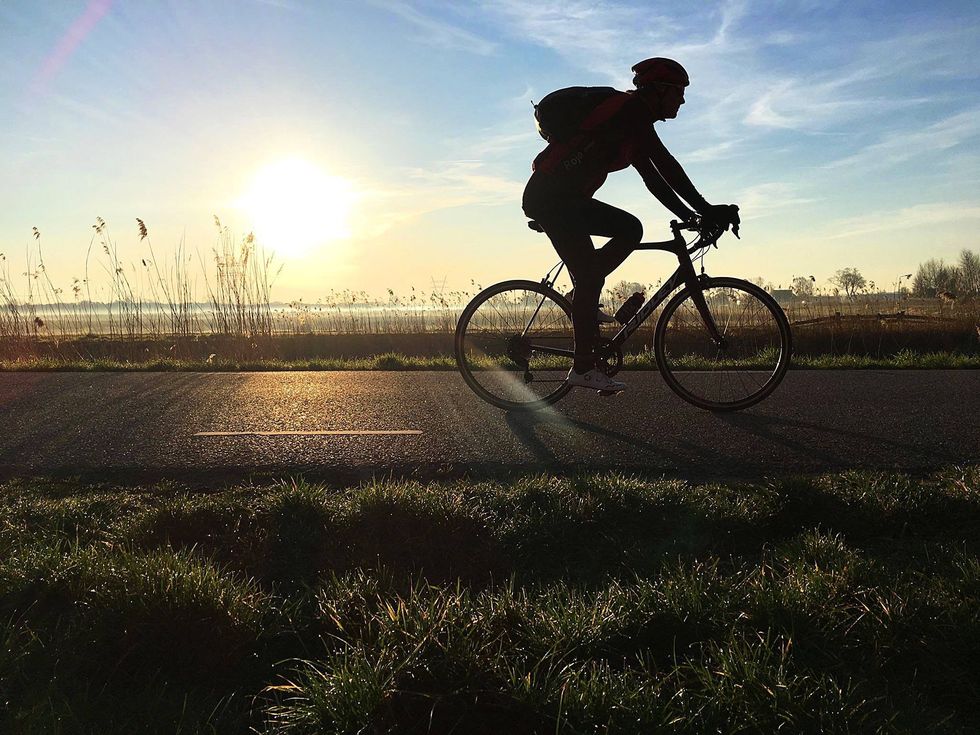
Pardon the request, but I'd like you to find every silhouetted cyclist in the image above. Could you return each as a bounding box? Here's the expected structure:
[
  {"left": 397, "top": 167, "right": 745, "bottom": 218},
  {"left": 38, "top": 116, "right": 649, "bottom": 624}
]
[{"left": 523, "top": 58, "right": 739, "bottom": 393}]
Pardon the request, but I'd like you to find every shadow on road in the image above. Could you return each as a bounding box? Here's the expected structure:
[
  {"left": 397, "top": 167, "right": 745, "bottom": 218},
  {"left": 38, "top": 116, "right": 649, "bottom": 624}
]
[
  {"left": 714, "top": 410, "right": 965, "bottom": 469},
  {"left": 503, "top": 407, "right": 704, "bottom": 475}
]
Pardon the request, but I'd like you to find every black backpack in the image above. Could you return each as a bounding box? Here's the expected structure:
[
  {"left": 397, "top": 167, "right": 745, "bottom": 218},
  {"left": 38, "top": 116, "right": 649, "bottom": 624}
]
[{"left": 533, "top": 86, "right": 624, "bottom": 141}]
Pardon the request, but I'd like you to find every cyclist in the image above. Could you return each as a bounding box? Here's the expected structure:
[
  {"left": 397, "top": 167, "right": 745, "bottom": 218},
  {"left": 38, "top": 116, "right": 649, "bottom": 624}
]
[{"left": 522, "top": 57, "right": 739, "bottom": 393}]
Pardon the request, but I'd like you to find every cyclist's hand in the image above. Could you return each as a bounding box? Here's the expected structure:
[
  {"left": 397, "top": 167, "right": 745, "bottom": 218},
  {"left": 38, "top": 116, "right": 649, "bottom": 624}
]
[
  {"left": 674, "top": 209, "right": 698, "bottom": 226},
  {"left": 702, "top": 204, "right": 740, "bottom": 238}
]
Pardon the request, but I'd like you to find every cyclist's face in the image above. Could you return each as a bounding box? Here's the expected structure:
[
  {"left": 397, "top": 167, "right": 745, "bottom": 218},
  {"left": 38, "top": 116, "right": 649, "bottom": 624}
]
[
  {"left": 662, "top": 84, "right": 685, "bottom": 118},
  {"left": 639, "top": 84, "right": 685, "bottom": 120}
]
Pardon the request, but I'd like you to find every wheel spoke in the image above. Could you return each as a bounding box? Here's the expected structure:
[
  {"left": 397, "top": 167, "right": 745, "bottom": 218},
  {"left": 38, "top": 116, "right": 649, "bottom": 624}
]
[{"left": 456, "top": 283, "right": 574, "bottom": 410}]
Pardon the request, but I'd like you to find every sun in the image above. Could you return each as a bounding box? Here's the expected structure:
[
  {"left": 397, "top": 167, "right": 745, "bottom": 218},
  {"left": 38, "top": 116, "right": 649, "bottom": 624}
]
[{"left": 238, "top": 158, "right": 357, "bottom": 258}]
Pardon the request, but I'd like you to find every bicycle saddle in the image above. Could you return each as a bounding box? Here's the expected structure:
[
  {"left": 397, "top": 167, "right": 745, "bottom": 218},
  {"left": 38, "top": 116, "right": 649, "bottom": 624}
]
[{"left": 527, "top": 220, "right": 545, "bottom": 233}]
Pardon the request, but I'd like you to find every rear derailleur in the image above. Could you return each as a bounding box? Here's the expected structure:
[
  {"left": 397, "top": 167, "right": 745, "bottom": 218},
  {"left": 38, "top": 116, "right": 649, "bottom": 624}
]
[{"left": 506, "top": 334, "right": 535, "bottom": 384}]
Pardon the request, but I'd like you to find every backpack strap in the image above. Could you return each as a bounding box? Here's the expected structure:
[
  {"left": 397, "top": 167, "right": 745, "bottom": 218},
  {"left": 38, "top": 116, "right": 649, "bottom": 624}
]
[{"left": 579, "top": 91, "right": 632, "bottom": 132}]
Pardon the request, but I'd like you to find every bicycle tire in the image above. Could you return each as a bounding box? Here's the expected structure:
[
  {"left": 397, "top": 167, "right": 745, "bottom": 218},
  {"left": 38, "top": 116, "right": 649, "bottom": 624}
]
[
  {"left": 654, "top": 277, "right": 792, "bottom": 411},
  {"left": 455, "top": 280, "right": 575, "bottom": 411}
]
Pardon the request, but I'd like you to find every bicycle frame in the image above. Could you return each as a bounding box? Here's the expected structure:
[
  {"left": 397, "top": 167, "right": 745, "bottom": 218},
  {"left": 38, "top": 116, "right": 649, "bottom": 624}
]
[
  {"left": 456, "top": 211, "right": 792, "bottom": 412},
  {"left": 531, "top": 223, "right": 725, "bottom": 357}
]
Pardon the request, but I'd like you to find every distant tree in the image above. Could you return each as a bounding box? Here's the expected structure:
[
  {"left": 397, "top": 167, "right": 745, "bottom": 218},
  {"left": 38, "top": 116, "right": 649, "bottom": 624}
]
[
  {"left": 830, "top": 268, "right": 866, "bottom": 298},
  {"left": 912, "top": 258, "right": 960, "bottom": 297},
  {"left": 790, "top": 275, "right": 815, "bottom": 297},
  {"left": 748, "top": 276, "right": 773, "bottom": 291},
  {"left": 958, "top": 249, "right": 980, "bottom": 297}
]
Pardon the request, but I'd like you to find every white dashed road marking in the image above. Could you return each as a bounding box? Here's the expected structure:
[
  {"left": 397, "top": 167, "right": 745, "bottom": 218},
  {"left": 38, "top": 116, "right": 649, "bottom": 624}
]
[{"left": 194, "top": 430, "right": 423, "bottom": 437}]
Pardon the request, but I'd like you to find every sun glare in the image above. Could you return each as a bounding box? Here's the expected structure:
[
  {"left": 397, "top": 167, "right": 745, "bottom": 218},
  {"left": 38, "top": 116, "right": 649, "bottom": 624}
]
[{"left": 238, "top": 158, "right": 357, "bottom": 258}]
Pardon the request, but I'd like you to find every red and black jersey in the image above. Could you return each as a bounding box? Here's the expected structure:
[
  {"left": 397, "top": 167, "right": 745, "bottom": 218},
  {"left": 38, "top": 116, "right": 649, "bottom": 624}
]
[{"left": 532, "top": 91, "right": 668, "bottom": 197}]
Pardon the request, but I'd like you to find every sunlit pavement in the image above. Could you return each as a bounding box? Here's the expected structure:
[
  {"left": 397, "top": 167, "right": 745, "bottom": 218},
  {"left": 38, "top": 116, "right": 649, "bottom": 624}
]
[{"left": 0, "top": 370, "right": 977, "bottom": 485}]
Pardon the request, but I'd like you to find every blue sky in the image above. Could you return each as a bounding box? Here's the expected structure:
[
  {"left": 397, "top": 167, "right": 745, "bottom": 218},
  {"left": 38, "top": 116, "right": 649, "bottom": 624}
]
[{"left": 2, "top": 0, "right": 979, "bottom": 300}]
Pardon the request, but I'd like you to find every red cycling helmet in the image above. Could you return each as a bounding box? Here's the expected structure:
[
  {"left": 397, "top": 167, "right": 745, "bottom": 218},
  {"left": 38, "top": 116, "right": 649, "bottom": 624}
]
[{"left": 631, "top": 58, "right": 689, "bottom": 88}]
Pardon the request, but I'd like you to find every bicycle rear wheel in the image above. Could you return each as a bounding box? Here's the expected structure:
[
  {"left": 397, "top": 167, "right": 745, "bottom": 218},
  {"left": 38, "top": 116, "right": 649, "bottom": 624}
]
[
  {"left": 455, "top": 280, "right": 575, "bottom": 410},
  {"left": 654, "top": 277, "right": 791, "bottom": 411}
]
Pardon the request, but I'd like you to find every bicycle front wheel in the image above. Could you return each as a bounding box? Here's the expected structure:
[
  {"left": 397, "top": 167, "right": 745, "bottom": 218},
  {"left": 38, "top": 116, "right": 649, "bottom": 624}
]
[
  {"left": 455, "top": 280, "right": 575, "bottom": 410},
  {"left": 654, "top": 277, "right": 792, "bottom": 411}
]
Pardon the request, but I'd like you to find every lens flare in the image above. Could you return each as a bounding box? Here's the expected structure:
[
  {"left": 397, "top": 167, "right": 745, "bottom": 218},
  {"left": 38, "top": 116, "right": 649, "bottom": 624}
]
[{"left": 33, "top": 0, "right": 114, "bottom": 92}]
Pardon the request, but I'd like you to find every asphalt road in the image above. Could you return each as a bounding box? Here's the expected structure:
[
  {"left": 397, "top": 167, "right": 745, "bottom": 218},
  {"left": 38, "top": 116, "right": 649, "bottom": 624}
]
[{"left": 0, "top": 370, "right": 977, "bottom": 485}]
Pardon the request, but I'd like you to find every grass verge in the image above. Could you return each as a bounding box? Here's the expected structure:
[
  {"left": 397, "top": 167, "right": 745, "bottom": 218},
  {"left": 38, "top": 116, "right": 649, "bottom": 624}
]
[
  {"left": 1, "top": 349, "right": 979, "bottom": 372},
  {"left": 1, "top": 467, "right": 978, "bottom": 733}
]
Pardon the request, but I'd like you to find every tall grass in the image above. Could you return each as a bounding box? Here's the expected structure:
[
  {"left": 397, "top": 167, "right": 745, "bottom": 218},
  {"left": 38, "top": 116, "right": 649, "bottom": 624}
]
[
  {"left": 0, "top": 218, "right": 283, "bottom": 343},
  {"left": 1, "top": 220, "right": 978, "bottom": 362},
  {"left": 0, "top": 218, "right": 479, "bottom": 348},
  {"left": 201, "top": 218, "right": 279, "bottom": 336},
  {"left": 139, "top": 217, "right": 193, "bottom": 337}
]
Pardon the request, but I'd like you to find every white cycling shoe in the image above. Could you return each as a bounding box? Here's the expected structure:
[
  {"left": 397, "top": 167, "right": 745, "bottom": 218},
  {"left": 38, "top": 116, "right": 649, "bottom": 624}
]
[{"left": 566, "top": 367, "right": 626, "bottom": 394}]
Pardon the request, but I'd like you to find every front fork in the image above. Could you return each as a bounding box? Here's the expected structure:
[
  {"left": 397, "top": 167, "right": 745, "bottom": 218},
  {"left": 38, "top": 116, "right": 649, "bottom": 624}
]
[{"left": 681, "top": 264, "right": 726, "bottom": 347}]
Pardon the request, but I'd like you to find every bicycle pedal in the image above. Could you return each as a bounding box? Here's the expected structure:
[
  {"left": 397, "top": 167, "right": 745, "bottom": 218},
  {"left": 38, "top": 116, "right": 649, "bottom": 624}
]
[{"left": 596, "top": 389, "right": 623, "bottom": 397}]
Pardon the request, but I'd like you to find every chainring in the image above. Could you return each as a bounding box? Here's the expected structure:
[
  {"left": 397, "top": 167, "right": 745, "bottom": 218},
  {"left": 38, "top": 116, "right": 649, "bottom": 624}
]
[{"left": 594, "top": 337, "right": 624, "bottom": 377}]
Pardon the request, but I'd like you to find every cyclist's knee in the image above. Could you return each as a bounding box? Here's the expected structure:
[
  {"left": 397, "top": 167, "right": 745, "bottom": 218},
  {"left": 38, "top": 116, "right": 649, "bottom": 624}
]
[{"left": 624, "top": 215, "right": 643, "bottom": 244}]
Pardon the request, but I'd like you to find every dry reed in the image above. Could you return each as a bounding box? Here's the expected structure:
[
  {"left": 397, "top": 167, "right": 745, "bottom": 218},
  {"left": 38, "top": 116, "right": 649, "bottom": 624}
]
[{"left": 0, "top": 221, "right": 978, "bottom": 362}]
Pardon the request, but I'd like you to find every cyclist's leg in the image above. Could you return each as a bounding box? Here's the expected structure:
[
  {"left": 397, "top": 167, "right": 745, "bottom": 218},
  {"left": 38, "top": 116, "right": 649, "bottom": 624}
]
[
  {"left": 547, "top": 200, "right": 642, "bottom": 372},
  {"left": 524, "top": 181, "right": 599, "bottom": 372},
  {"left": 539, "top": 225, "right": 601, "bottom": 373},
  {"left": 523, "top": 184, "right": 642, "bottom": 374}
]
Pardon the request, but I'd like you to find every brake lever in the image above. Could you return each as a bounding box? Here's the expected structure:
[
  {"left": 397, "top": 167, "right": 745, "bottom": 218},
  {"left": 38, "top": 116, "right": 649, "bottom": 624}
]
[{"left": 701, "top": 222, "right": 725, "bottom": 247}]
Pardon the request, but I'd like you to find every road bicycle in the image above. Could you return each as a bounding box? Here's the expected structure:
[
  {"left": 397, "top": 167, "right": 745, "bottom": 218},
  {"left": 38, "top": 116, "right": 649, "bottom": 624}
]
[{"left": 455, "top": 216, "right": 792, "bottom": 411}]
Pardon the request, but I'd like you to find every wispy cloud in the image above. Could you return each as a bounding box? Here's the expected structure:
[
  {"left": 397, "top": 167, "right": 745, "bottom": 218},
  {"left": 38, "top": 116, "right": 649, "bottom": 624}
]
[
  {"left": 249, "top": 0, "right": 299, "bottom": 9},
  {"left": 405, "top": 160, "right": 524, "bottom": 205},
  {"left": 823, "top": 108, "right": 980, "bottom": 170},
  {"left": 743, "top": 78, "right": 929, "bottom": 132},
  {"left": 658, "top": 0, "right": 748, "bottom": 61},
  {"left": 825, "top": 201, "right": 980, "bottom": 240},
  {"left": 736, "top": 182, "right": 817, "bottom": 220},
  {"left": 740, "top": 22, "right": 980, "bottom": 134},
  {"left": 368, "top": 0, "right": 496, "bottom": 55},
  {"left": 684, "top": 138, "right": 742, "bottom": 163},
  {"left": 482, "top": 0, "right": 681, "bottom": 82},
  {"left": 482, "top": 0, "right": 761, "bottom": 95},
  {"left": 851, "top": 25, "right": 980, "bottom": 83},
  {"left": 443, "top": 106, "right": 541, "bottom": 158},
  {"left": 354, "top": 160, "right": 524, "bottom": 237},
  {"left": 464, "top": 129, "right": 540, "bottom": 157}
]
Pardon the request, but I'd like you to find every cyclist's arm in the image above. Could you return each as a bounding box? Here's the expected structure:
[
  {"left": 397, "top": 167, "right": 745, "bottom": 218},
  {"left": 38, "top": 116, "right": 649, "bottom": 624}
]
[
  {"left": 641, "top": 131, "right": 712, "bottom": 214},
  {"left": 638, "top": 131, "right": 740, "bottom": 229},
  {"left": 633, "top": 157, "right": 697, "bottom": 221}
]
